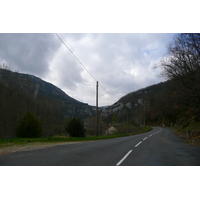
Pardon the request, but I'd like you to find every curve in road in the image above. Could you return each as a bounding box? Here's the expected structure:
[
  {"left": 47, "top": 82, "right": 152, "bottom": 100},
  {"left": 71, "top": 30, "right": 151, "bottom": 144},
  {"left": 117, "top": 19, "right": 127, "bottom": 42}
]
[{"left": 0, "top": 127, "right": 200, "bottom": 166}]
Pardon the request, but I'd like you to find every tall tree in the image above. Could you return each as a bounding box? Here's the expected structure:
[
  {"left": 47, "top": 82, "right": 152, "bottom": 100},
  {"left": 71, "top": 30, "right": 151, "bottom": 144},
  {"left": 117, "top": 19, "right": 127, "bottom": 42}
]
[{"left": 155, "top": 33, "right": 200, "bottom": 117}]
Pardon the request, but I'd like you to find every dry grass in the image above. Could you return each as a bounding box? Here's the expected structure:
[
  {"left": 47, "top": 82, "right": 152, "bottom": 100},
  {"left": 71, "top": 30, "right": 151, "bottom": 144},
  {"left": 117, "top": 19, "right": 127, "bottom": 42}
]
[{"left": 0, "top": 142, "right": 78, "bottom": 155}]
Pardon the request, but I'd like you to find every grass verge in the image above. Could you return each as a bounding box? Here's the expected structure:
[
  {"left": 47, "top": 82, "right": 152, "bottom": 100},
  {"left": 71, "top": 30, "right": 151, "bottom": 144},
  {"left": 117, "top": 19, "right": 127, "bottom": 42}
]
[
  {"left": 0, "top": 126, "right": 152, "bottom": 146},
  {"left": 172, "top": 122, "right": 200, "bottom": 147}
]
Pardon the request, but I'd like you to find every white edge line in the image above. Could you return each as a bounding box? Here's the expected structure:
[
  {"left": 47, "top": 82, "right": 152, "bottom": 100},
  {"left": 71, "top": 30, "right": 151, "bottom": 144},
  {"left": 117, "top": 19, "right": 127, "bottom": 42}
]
[{"left": 116, "top": 150, "right": 132, "bottom": 166}]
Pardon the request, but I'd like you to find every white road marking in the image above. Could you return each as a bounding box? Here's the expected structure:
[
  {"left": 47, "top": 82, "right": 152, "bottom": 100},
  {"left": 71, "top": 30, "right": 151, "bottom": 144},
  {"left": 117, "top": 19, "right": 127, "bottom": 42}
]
[
  {"left": 116, "top": 150, "right": 133, "bottom": 166},
  {"left": 116, "top": 128, "right": 162, "bottom": 166},
  {"left": 135, "top": 141, "right": 142, "bottom": 147},
  {"left": 153, "top": 128, "right": 162, "bottom": 135},
  {"left": 156, "top": 128, "right": 162, "bottom": 133}
]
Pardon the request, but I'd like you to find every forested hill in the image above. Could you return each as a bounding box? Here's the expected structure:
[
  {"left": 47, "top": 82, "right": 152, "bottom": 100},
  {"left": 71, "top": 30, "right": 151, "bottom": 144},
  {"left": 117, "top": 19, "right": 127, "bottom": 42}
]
[
  {"left": 101, "top": 82, "right": 168, "bottom": 124},
  {"left": 102, "top": 77, "right": 199, "bottom": 128},
  {"left": 0, "top": 68, "right": 87, "bottom": 106},
  {"left": 118, "top": 82, "right": 166, "bottom": 103},
  {"left": 0, "top": 68, "right": 96, "bottom": 138}
]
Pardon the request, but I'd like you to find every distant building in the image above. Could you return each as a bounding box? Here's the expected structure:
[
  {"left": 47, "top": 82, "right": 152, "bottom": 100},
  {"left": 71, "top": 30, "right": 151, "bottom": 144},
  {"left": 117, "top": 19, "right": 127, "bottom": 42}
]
[{"left": 106, "top": 126, "right": 117, "bottom": 135}]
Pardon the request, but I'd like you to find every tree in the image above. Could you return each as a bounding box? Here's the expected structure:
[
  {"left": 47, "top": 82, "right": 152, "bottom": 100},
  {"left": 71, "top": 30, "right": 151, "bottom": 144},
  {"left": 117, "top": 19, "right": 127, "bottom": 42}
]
[
  {"left": 65, "top": 117, "right": 85, "bottom": 137},
  {"left": 15, "top": 111, "right": 42, "bottom": 138},
  {"left": 112, "top": 114, "right": 118, "bottom": 124},
  {"left": 155, "top": 33, "right": 200, "bottom": 117}
]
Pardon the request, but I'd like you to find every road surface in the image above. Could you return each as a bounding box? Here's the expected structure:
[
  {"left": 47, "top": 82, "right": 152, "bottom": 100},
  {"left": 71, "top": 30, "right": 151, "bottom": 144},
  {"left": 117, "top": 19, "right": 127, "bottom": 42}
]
[{"left": 0, "top": 127, "right": 200, "bottom": 166}]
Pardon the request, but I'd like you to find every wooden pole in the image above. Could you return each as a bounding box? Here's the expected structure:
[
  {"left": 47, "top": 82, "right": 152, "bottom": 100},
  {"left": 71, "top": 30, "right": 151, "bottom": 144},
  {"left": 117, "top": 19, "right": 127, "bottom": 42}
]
[{"left": 96, "top": 81, "right": 99, "bottom": 136}]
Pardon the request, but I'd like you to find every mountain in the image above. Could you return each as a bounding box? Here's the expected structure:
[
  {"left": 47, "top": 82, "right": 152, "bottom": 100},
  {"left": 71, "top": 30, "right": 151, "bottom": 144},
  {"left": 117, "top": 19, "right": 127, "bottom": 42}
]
[
  {"left": 0, "top": 69, "right": 96, "bottom": 119},
  {"left": 1, "top": 68, "right": 197, "bottom": 141},
  {"left": 0, "top": 68, "right": 168, "bottom": 125},
  {"left": 101, "top": 82, "right": 168, "bottom": 125}
]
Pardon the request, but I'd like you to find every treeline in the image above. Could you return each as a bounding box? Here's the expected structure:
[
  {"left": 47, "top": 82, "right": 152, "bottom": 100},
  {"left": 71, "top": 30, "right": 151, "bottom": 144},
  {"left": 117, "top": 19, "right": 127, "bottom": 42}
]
[
  {"left": 139, "top": 81, "right": 188, "bottom": 126},
  {"left": 145, "top": 33, "right": 200, "bottom": 127},
  {"left": 0, "top": 67, "right": 65, "bottom": 139}
]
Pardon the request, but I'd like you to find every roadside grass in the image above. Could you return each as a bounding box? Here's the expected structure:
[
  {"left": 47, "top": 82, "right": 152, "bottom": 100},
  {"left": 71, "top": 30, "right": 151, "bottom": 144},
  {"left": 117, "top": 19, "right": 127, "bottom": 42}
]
[
  {"left": 172, "top": 122, "right": 200, "bottom": 147},
  {"left": 0, "top": 126, "right": 152, "bottom": 147}
]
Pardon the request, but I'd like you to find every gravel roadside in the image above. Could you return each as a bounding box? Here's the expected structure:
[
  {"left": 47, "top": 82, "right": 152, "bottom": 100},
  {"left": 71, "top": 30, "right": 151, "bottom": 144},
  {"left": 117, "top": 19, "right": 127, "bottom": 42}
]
[{"left": 0, "top": 142, "right": 79, "bottom": 155}]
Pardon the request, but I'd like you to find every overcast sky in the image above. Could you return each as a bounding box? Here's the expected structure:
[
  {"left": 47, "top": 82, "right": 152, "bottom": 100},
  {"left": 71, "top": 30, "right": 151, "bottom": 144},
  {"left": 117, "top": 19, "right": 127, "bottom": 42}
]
[{"left": 0, "top": 33, "right": 174, "bottom": 106}]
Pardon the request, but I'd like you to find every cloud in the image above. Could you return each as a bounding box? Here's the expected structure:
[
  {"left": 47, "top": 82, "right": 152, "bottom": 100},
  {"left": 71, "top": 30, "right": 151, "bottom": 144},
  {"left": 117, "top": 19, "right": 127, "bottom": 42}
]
[
  {"left": 0, "top": 33, "right": 174, "bottom": 106},
  {"left": 47, "top": 45, "right": 85, "bottom": 91},
  {"left": 63, "top": 33, "right": 174, "bottom": 103},
  {"left": 0, "top": 33, "right": 60, "bottom": 77}
]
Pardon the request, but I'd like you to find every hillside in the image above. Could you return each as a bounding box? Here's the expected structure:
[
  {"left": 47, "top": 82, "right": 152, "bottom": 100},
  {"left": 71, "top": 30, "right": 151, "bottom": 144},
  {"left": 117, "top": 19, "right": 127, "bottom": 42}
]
[
  {"left": 0, "top": 69, "right": 96, "bottom": 119},
  {"left": 0, "top": 68, "right": 97, "bottom": 138},
  {"left": 1, "top": 68, "right": 199, "bottom": 143},
  {"left": 0, "top": 68, "right": 168, "bottom": 127},
  {"left": 101, "top": 82, "right": 169, "bottom": 125}
]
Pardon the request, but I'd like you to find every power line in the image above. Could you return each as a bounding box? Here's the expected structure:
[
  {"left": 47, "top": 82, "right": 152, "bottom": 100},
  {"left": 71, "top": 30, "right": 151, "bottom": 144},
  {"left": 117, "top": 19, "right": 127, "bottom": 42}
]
[
  {"left": 99, "top": 83, "right": 116, "bottom": 102},
  {"left": 55, "top": 33, "right": 97, "bottom": 82},
  {"left": 55, "top": 33, "right": 117, "bottom": 102}
]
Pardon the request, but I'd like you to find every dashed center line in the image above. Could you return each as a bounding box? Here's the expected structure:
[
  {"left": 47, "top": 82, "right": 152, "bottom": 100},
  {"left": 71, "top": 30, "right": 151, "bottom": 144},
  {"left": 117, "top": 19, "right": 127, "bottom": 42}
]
[
  {"left": 116, "top": 128, "right": 162, "bottom": 166},
  {"left": 116, "top": 150, "right": 132, "bottom": 166},
  {"left": 135, "top": 141, "right": 142, "bottom": 147}
]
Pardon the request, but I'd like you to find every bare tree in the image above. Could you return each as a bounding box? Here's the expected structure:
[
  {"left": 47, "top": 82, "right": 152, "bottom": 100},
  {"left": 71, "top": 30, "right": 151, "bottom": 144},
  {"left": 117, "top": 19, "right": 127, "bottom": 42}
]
[
  {"left": 158, "top": 34, "right": 200, "bottom": 79},
  {"left": 155, "top": 33, "right": 200, "bottom": 116}
]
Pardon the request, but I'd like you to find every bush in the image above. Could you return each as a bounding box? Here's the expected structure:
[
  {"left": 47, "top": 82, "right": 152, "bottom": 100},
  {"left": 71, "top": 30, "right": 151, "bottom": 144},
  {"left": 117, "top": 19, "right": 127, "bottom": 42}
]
[
  {"left": 15, "top": 111, "right": 42, "bottom": 138},
  {"left": 65, "top": 117, "right": 85, "bottom": 137},
  {"left": 115, "top": 123, "right": 140, "bottom": 135}
]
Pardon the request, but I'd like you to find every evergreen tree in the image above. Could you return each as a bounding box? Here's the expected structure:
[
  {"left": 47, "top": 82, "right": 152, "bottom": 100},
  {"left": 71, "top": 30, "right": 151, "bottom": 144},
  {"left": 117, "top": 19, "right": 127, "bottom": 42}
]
[
  {"left": 65, "top": 117, "right": 85, "bottom": 137},
  {"left": 15, "top": 111, "right": 42, "bottom": 138}
]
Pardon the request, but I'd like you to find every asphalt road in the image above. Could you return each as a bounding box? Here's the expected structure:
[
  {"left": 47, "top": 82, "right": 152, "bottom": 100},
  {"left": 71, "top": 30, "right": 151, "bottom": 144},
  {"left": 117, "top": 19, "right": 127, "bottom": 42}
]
[{"left": 1, "top": 127, "right": 200, "bottom": 166}]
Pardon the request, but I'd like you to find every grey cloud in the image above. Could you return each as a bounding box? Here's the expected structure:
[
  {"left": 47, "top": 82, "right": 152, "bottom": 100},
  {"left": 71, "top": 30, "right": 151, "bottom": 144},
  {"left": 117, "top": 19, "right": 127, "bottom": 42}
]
[
  {"left": 85, "top": 33, "right": 174, "bottom": 102},
  {"left": 0, "top": 33, "right": 60, "bottom": 77},
  {"left": 60, "top": 33, "right": 174, "bottom": 104},
  {"left": 53, "top": 54, "right": 85, "bottom": 90}
]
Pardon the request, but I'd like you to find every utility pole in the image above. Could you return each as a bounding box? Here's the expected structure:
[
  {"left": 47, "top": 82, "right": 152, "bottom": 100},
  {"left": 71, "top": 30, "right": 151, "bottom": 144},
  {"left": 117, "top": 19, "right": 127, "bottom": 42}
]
[{"left": 96, "top": 81, "right": 99, "bottom": 136}]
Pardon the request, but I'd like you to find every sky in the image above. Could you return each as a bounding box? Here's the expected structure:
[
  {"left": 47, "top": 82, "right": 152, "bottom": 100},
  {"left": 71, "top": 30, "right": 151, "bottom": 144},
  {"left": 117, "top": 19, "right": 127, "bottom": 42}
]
[{"left": 0, "top": 33, "right": 175, "bottom": 106}]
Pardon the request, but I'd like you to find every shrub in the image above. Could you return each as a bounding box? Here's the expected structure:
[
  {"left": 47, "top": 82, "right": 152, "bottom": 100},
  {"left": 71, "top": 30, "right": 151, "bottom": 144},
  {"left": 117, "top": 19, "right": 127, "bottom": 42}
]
[
  {"left": 15, "top": 111, "right": 42, "bottom": 138},
  {"left": 115, "top": 123, "right": 140, "bottom": 135},
  {"left": 65, "top": 117, "right": 85, "bottom": 137}
]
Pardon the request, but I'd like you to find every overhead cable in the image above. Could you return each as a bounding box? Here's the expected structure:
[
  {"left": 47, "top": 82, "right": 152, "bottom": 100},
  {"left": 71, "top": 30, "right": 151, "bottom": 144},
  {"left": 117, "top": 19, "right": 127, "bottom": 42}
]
[{"left": 55, "top": 33, "right": 116, "bottom": 102}]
